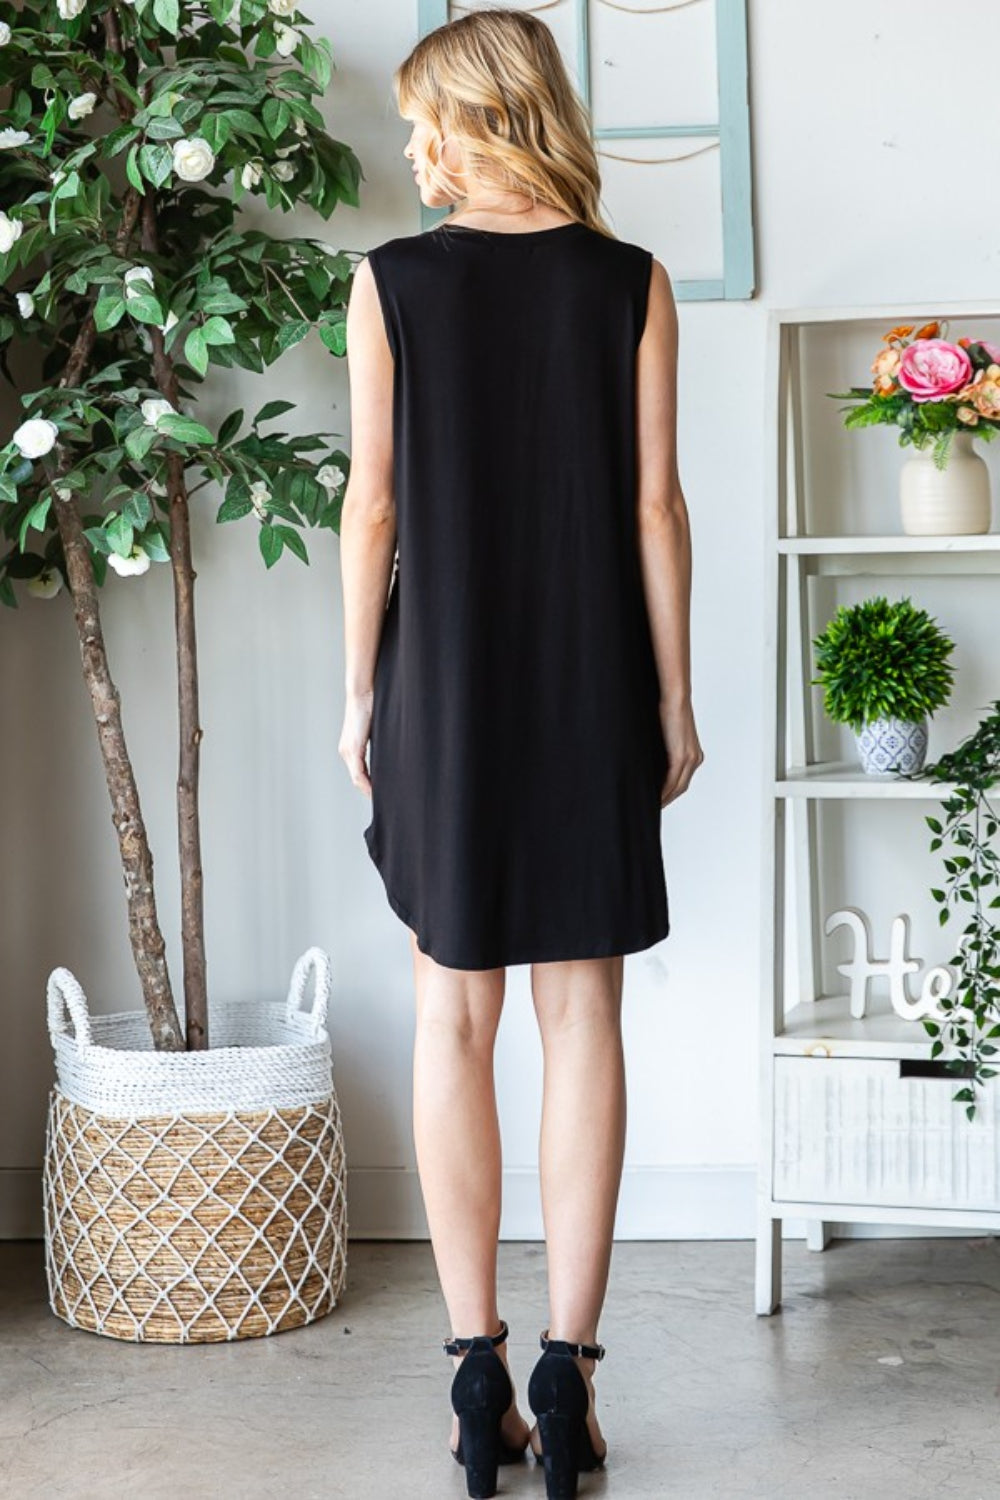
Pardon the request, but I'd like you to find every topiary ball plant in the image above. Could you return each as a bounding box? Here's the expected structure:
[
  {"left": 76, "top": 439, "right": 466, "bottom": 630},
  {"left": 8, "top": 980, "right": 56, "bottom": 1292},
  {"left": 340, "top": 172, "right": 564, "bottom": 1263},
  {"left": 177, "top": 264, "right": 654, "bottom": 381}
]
[{"left": 811, "top": 595, "right": 956, "bottom": 774}]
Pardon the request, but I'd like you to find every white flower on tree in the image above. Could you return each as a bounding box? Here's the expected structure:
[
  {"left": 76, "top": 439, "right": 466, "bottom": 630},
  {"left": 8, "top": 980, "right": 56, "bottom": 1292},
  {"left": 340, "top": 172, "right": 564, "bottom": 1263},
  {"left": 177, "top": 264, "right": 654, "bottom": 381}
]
[
  {"left": 16, "top": 291, "right": 34, "bottom": 318},
  {"left": 249, "top": 480, "right": 270, "bottom": 517},
  {"left": 67, "top": 91, "right": 97, "bottom": 120},
  {"left": 27, "top": 569, "right": 63, "bottom": 599},
  {"left": 171, "top": 136, "right": 216, "bottom": 183},
  {"left": 141, "top": 398, "right": 175, "bottom": 427},
  {"left": 241, "top": 160, "right": 263, "bottom": 189},
  {"left": 0, "top": 128, "right": 29, "bottom": 150},
  {"left": 124, "top": 264, "right": 155, "bottom": 299},
  {"left": 271, "top": 160, "right": 296, "bottom": 182},
  {"left": 0, "top": 21, "right": 11, "bottom": 45},
  {"left": 108, "top": 545, "right": 151, "bottom": 577},
  {"left": 0, "top": 211, "right": 24, "bottom": 252},
  {"left": 12, "top": 417, "right": 59, "bottom": 459},
  {"left": 274, "top": 21, "right": 300, "bottom": 55},
  {"left": 267, "top": 0, "right": 297, "bottom": 14},
  {"left": 56, "top": 0, "right": 87, "bottom": 18},
  {"left": 317, "top": 463, "right": 344, "bottom": 492}
]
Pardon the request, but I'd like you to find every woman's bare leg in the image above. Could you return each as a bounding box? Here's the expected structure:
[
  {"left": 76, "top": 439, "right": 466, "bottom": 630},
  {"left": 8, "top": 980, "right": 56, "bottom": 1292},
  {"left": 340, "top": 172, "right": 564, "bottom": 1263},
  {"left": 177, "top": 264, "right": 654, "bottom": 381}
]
[
  {"left": 528, "top": 953, "right": 626, "bottom": 1457},
  {"left": 409, "top": 932, "right": 531, "bottom": 1453}
]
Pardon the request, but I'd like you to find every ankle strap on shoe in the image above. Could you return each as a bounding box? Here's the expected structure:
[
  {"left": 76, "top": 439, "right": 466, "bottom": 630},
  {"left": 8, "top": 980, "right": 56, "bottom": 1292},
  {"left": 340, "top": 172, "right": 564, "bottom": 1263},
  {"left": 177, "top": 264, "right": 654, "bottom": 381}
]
[
  {"left": 442, "top": 1317, "right": 509, "bottom": 1356},
  {"left": 540, "top": 1328, "right": 606, "bottom": 1361}
]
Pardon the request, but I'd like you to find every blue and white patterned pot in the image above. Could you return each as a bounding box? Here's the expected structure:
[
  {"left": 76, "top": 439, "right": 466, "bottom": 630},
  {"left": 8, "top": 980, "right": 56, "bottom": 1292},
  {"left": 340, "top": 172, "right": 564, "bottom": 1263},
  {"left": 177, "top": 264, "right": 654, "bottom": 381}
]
[{"left": 854, "top": 715, "right": 928, "bottom": 774}]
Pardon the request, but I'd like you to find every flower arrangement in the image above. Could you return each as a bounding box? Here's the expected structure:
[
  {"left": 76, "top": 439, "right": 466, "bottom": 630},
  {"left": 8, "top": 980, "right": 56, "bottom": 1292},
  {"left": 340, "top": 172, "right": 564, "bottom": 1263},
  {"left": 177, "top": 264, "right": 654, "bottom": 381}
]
[
  {"left": 828, "top": 320, "right": 1000, "bottom": 469},
  {"left": 0, "top": 0, "right": 362, "bottom": 1049}
]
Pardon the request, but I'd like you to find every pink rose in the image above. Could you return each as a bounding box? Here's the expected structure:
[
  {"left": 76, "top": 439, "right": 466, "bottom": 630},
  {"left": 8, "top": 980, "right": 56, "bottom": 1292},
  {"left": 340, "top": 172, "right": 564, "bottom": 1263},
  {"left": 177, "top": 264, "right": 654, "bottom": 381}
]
[{"left": 897, "top": 339, "right": 972, "bottom": 402}]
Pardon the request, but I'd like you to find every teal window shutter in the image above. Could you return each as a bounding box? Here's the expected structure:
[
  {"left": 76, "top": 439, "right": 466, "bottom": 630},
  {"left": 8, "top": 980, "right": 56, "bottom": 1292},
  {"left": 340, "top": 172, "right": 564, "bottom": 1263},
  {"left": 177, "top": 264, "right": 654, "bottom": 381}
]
[{"left": 413, "top": 0, "right": 755, "bottom": 301}]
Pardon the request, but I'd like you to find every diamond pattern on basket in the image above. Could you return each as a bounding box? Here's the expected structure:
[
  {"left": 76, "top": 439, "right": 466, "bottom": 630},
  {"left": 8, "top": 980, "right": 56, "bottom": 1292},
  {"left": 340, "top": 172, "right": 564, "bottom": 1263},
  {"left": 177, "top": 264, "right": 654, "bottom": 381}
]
[{"left": 43, "top": 1088, "right": 348, "bottom": 1343}]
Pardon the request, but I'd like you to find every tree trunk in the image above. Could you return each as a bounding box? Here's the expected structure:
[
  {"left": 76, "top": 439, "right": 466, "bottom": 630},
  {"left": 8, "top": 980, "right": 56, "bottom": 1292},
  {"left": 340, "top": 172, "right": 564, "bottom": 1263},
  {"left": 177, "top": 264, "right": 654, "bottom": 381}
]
[
  {"left": 51, "top": 490, "right": 184, "bottom": 1051},
  {"left": 142, "top": 196, "right": 209, "bottom": 1051},
  {"left": 47, "top": 184, "right": 184, "bottom": 1050}
]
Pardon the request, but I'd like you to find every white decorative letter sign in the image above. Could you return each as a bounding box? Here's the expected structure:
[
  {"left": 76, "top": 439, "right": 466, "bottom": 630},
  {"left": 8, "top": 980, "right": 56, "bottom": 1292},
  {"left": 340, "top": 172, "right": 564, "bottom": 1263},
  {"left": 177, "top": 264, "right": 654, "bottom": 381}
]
[{"left": 824, "top": 906, "right": 956, "bottom": 1022}]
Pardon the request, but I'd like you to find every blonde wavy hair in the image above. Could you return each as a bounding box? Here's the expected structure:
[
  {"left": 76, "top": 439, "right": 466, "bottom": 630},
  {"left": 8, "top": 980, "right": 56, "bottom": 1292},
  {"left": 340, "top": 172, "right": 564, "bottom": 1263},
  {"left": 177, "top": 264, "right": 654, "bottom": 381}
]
[{"left": 393, "top": 7, "right": 614, "bottom": 237}]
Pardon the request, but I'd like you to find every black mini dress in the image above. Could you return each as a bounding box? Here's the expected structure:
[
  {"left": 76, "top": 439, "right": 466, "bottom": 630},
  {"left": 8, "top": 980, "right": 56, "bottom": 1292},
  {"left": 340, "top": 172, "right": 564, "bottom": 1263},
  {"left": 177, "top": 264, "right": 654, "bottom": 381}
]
[{"left": 359, "top": 219, "right": 669, "bottom": 969}]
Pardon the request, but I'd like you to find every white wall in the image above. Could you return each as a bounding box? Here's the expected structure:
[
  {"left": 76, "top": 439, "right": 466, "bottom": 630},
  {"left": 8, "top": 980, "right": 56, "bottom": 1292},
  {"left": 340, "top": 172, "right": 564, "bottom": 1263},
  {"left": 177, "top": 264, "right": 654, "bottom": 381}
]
[{"left": 4, "top": 0, "right": 998, "bottom": 1240}]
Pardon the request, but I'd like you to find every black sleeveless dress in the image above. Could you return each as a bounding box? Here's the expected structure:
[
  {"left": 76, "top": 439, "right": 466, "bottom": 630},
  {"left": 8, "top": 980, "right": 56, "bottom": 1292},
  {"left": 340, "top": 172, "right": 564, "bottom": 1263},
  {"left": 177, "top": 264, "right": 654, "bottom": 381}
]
[{"left": 360, "top": 219, "right": 669, "bottom": 969}]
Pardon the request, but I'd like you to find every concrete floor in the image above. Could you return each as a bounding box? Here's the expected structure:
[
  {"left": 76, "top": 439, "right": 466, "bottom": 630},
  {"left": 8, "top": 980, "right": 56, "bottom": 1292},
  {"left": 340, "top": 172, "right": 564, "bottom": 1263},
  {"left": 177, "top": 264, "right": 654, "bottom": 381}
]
[{"left": 1, "top": 1235, "right": 998, "bottom": 1499}]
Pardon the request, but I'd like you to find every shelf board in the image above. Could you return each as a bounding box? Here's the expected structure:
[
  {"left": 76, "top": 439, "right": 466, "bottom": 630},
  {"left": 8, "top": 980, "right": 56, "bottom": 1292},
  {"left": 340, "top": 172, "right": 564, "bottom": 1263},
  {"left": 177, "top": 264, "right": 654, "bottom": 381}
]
[
  {"left": 780, "top": 534, "right": 1000, "bottom": 552},
  {"left": 778, "top": 534, "right": 1000, "bottom": 575},
  {"left": 777, "top": 992, "right": 963, "bottom": 1060},
  {"left": 777, "top": 760, "right": 957, "bottom": 798}
]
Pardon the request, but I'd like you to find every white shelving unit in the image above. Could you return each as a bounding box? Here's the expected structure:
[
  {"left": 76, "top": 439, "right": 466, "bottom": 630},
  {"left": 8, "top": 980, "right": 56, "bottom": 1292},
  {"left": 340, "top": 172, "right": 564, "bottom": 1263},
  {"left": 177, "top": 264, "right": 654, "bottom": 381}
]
[{"left": 756, "top": 300, "right": 1000, "bottom": 1316}]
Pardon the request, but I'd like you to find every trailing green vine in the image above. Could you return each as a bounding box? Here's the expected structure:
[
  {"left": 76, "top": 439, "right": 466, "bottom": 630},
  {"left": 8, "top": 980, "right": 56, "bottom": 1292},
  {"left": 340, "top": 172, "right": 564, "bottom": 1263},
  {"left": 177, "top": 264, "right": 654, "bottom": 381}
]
[{"left": 905, "top": 701, "right": 1000, "bottom": 1119}]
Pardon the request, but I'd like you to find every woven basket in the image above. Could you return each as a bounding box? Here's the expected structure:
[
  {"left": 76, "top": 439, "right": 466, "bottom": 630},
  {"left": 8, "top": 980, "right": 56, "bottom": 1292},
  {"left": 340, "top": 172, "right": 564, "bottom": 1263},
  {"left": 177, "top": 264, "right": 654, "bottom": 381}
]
[{"left": 42, "top": 947, "right": 348, "bottom": 1344}]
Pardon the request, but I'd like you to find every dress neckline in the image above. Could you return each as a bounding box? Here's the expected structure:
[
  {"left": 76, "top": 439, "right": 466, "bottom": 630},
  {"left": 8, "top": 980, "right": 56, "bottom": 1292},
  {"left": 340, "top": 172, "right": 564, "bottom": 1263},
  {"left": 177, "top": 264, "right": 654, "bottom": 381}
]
[{"left": 433, "top": 220, "right": 588, "bottom": 243}]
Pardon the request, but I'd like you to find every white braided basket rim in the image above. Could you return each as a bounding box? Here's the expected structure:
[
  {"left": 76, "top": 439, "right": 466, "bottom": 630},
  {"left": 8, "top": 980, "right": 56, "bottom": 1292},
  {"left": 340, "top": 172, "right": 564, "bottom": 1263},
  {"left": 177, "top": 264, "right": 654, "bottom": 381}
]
[{"left": 45, "top": 946, "right": 337, "bottom": 1115}]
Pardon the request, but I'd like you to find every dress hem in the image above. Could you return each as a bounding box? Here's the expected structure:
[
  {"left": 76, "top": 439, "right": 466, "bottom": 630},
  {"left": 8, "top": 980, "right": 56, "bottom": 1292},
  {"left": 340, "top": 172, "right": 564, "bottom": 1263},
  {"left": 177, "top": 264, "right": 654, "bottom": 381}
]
[{"left": 364, "top": 825, "right": 669, "bottom": 972}]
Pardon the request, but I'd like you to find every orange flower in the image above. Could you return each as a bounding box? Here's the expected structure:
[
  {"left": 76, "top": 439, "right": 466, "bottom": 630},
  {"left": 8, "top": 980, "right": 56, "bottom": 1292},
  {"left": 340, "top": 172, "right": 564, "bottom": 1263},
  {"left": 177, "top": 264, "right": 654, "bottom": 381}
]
[
  {"left": 871, "top": 346, "right": 900, "bottom": 392},
  {"left": 883, "top": 324, "right": 914, "bottom": 343},
  {"left": 914, "top": 321, "right": 940, "bottom": 340}
]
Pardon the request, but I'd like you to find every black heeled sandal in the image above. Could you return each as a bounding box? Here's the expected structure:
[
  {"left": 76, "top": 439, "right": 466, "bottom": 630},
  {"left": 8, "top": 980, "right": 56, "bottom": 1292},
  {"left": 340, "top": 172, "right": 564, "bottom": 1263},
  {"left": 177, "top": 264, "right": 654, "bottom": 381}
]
[
  {"left": 444, "top": 1316, "right": 527, "bottom": 1498},
  {"left": 527, "top": 1329, "right": 607, "bottom": 1500}
]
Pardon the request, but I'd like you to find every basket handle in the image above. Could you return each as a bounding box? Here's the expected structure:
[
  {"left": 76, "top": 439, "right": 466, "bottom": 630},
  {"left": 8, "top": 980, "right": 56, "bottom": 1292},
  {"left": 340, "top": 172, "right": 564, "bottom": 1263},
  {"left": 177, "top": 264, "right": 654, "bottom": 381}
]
[
  {"left": 285, "top": 947, "right": 332, "bottom": 1036},
  {"left": 46, "top": 967, "right": 93, "bottom": 1050}
]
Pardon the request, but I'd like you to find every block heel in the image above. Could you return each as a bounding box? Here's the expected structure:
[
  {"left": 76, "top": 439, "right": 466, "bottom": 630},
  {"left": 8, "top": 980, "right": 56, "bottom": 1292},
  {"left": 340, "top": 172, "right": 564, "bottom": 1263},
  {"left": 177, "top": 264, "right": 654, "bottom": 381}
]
[
  {"left": 527, "top": 1329, "right": 607, "bottom": 1500},
  {"left": 444, "top": 1317, "right": 528, "bottom": 1498}
]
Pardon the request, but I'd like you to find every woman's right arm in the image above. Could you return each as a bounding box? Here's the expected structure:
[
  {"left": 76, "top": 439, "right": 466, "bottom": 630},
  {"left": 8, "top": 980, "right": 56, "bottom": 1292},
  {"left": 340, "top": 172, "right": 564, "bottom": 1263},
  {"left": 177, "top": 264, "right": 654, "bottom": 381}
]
[
  {"left": 635, "top": 258, "right": 704, "bottom": 806},
  {"left": 338, "top": 256, "right": 397, "bottom": 797}
]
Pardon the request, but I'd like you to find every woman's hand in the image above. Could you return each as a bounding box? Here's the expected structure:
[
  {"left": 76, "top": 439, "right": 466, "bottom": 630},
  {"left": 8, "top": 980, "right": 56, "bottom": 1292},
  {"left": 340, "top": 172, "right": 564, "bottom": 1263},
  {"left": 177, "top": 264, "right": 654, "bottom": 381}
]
[
  {"left": 659, "top": 697, "right": 704, "bottom": 807},
  {"left": 339, "top": 689, "right": 374, "bottom": 797}
]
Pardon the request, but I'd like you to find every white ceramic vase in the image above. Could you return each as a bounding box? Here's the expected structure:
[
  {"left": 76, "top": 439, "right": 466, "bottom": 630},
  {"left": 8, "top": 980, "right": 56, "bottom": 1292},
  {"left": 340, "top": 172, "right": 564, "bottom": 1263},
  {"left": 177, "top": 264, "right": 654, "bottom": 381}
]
[{"left": 899, "top": 430, "right": 992, "bottom": 535}]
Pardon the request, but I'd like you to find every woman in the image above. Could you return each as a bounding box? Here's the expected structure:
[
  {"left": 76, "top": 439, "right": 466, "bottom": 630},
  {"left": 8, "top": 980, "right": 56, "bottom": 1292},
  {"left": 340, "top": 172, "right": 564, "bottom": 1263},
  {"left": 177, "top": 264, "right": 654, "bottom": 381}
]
[{"left": 339, "top": 9, "right": 702, "bottom": 1499}]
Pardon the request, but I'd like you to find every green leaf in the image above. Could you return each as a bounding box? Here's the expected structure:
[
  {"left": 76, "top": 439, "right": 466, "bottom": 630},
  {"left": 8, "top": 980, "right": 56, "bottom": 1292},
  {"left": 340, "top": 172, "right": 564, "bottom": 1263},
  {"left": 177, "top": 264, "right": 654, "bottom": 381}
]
[
  {"left": 319, "top": 315, "right": 347, "bottom": 356},
  {"left": 153, "top": 0, "right": 180, "bottom": 35},
  {"left": 218, "top": 408, "right": 244, "bottom": 446},
  {"left": 184, "top": 327, "right": 209, "bottom": 377},
  {"left": 18, "top": 495, "right": 52, "bottom": 551},
  {"left": 157, "top": 414, "right": 216, "bottom": 446},
  {"left": 141, "top": 522, "right": 171, "bottom": 561},
  {"left": 274, "top": 523, "right": 308, "bottom": 564},
  {"left": 254, "top": 399, "right": 296, "bottom": 424},
  {"left": 202, "top": 316, "right": 235, "bottom": 346},
  {"left": 104, "top": 125, "right": 141, "bottom": 158},
  {"left": 217, "top": 492, "right": 253, "bottom": 522},
  {"left": 124, "top": 424, "right": 159, "bottom": 462},
  {"left": 95, "top": 290, "right": 127, "bottom": 332},
  {"left": 263, "top": 98, "right": 290, "bottom": 140},
  {"left": 145, "top": 118, "right": 186, "bottom": 142},
  {"left": 106, "top": 512, "right": 134, "bottom": 557},
  {"left": 123, "top": 492, "right": 152, "bottom": 529},
  {"left": 277, "top": 320, "right": 310, "bottom": 354},
  {"left": 138, "top": 143, "right": 174, "bottom": 189},
  {"left": 125, "top": 291, "right": 167, "bottom": 327},
  {"left": 258, "top": 523, "right": 283, "bottom": 568},
  {"left": 125, "top": 142, "right": 146, "bottom": 195}
]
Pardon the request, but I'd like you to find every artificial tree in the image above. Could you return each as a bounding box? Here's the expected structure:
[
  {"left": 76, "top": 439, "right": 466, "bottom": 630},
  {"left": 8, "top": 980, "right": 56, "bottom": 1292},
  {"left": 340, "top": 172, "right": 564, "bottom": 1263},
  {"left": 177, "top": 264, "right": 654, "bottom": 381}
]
[{"left": 0, "top": 0, "right": 361, "bottom": 1049}]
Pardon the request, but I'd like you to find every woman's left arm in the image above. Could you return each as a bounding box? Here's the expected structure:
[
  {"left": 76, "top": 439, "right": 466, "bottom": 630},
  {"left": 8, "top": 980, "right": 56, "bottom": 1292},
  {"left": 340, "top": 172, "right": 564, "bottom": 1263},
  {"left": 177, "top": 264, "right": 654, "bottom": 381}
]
[{"left": 338, "top": 255, "right": 397, "bottom": 797}]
